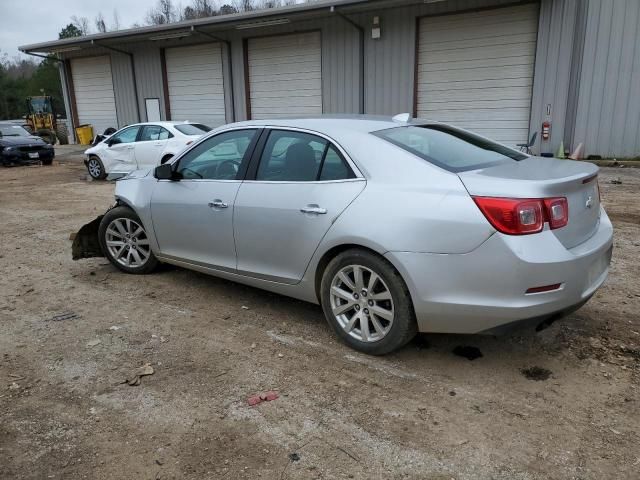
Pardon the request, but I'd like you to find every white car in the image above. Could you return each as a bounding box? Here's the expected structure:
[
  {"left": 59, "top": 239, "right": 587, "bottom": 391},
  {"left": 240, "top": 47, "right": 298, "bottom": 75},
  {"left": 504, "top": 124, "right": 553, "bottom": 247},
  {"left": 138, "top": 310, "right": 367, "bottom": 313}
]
[{"left": 84, "top": 121, "right": 211, "bottom": 180}]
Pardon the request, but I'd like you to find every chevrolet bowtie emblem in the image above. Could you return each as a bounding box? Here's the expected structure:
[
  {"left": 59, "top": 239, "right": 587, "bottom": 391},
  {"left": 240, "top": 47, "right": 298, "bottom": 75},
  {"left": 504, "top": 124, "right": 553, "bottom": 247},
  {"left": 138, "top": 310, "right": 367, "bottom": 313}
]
[{"left": 585, "top": 196, "right": 593, "bottom": 209}]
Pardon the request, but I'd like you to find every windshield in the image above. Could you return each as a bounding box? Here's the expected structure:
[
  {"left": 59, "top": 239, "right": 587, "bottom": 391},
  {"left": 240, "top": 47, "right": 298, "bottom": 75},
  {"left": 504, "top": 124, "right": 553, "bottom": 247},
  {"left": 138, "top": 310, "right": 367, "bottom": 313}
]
[
  {"left": 174, "top": 123, "right": 211, "bottom": 135},
  {"left": 30, "top": 97, "right": 52, "bottom": 114},
  {"left": 373, "top": 125, "right": 527, "bottom": 172},
  {"left": 0, "top": 125, "right": 31, "bottom": 137}
]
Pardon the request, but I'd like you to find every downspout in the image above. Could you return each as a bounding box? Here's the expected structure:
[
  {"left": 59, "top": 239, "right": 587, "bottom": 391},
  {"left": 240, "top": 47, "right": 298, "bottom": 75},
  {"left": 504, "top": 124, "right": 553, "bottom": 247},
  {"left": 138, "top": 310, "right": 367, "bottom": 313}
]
[
  {"left": 332, "top": 7, "right": 365, "bottom": 114},
  {"left": 93, "top": 41, "right": 142, "bottom": 123},
  {"left": 192, "top": 26, "right": 236, "bottom": 122}
]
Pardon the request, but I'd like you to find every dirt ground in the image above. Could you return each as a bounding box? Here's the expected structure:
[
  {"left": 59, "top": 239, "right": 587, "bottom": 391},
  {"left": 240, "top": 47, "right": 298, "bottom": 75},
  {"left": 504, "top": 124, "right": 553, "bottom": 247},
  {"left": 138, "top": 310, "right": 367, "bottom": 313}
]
[{"left": 1, "top": 151, "right": 638, "bottom": 480}]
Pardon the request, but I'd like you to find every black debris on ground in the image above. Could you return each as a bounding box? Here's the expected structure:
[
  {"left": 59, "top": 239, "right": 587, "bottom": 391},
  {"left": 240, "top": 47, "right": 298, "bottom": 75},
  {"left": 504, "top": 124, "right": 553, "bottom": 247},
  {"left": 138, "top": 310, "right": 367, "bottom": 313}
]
[
  {"left": 452, "top": 345, "right": 483, "bottom": 361},
  {"left": 289, "top": 453, "right": 300, "bottom": 462},
  {"left": 46, "top": 312, "right": 79, "bottom": 322},
  {"left": 520, "top": 366, "right": 552, "bottom": 381}
]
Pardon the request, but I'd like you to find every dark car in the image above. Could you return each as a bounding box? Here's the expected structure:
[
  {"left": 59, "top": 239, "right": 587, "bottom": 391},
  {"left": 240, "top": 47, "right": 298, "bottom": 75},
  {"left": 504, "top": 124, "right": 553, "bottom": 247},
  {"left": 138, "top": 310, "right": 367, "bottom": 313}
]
[{"left": 0, "top": 123, "right": 55, "bottom": 166}]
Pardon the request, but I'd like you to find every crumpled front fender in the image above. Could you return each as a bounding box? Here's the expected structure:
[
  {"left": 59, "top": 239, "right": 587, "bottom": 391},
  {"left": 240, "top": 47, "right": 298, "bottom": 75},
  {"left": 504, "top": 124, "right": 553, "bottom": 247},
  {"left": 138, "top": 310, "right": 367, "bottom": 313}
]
[{"left": 71, "top": 215, "right": 104, "bottom": 260}]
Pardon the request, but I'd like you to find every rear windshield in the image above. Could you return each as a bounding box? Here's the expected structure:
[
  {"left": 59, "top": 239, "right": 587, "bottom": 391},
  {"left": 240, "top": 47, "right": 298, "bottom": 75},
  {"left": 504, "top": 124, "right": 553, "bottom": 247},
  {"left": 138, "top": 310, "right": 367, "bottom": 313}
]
[
  {"left": 174, "top": 123, "right": 211, "bottom": 135},
  {"left": 373, "top": 125, "right": 527, "bottom": 172}
]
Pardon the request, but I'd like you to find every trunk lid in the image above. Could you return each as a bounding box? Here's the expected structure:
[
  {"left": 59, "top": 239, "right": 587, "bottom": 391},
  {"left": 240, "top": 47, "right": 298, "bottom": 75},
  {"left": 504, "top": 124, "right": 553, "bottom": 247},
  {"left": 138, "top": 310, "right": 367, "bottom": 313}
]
[{"left": 458, "top": 157, "right": 601, "bottom": 249}]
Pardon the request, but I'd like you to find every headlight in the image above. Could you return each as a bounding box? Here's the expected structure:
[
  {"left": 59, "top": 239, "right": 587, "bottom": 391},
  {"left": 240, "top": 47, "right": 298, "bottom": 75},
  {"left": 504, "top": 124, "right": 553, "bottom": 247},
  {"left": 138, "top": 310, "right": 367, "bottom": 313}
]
[
  {"left": 3, "top": 146, "right": 15, "bottom": 152},
  {"left": 44, "top": 144, "right": 54, "bottom": 149}
]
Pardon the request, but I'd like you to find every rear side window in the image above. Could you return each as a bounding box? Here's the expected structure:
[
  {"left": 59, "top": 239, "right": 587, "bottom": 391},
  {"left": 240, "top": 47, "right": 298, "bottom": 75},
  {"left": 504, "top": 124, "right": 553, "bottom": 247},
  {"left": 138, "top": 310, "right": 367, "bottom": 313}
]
[
  {"left": 139, "top": 125, "right": 172, "bottom": 141},
  {"left": 373, "top": 125, "right": 526, "bottom": 172},
  {"left": 256, "top": 130, "right": 355, "bottom": 182}
]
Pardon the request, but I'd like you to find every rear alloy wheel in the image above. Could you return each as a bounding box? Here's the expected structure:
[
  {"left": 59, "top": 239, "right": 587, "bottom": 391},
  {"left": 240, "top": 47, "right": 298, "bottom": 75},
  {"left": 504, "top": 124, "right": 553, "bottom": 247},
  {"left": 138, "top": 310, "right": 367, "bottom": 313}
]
[
  {"left": 99, "top": 206, "right": 158, "bottom": 274},
  {"left": 321, "top": 249, "right": 416, "bottom": 355},
  {"left": 87, "top": 156, "right": 107, "bottom": 180}
]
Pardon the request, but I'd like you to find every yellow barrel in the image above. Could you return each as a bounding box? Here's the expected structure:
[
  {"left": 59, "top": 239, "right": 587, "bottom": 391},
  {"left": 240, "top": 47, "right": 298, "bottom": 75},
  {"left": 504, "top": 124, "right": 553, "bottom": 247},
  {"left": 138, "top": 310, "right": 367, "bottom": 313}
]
[{"left": 75, "top": 124, "right": 94, "bottom": 145}]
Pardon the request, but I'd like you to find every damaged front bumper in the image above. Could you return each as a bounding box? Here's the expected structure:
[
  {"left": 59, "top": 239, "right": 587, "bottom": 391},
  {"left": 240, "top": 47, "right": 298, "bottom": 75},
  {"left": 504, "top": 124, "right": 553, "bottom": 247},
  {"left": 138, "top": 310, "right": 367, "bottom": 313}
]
[{"left": 71, "top": 215, "right": 105, "bottom": 260}]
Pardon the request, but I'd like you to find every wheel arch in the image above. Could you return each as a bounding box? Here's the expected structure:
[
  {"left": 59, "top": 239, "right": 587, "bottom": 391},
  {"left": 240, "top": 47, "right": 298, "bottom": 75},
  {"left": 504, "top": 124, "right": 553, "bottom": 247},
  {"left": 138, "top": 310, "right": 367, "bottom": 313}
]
[{"left": 313, "top": 243, "right": 412, "bottom": 306}]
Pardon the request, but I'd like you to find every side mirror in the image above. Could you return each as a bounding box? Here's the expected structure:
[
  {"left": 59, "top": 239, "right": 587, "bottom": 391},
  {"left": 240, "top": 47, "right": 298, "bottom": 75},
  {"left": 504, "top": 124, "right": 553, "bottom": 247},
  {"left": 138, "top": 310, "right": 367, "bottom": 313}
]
[
  {"left": 154, "top": 163, "right": 176, "bottom": 180},
  {"left": 107, "top": 137, "right": 121, "bottom": 147}
]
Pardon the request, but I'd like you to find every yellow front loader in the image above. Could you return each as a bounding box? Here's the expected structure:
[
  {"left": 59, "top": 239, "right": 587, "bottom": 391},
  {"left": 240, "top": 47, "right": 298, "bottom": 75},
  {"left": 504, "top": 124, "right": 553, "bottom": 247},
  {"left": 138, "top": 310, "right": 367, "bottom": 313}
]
[{"left": 24, "top": 95, "right": 68, "bottom": 145}]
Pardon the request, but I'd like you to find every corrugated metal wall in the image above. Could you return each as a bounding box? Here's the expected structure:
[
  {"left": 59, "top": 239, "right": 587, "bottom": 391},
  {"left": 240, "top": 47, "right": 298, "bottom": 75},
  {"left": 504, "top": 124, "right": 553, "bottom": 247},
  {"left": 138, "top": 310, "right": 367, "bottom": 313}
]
[
  {"left": 528, "top": 0, "right": 584, "bottom": 155},
  {"left": 573, "top": 0, "right": 640, "bottom": 158},
  {"left": 110, "top": 53, "right": 138, "bottom": 127},
  {"left": 131, "top": 45, "right": 166, "bottom": 123},
  {"left": 56, "top": 0, "right": 639, "bottom": 156}
]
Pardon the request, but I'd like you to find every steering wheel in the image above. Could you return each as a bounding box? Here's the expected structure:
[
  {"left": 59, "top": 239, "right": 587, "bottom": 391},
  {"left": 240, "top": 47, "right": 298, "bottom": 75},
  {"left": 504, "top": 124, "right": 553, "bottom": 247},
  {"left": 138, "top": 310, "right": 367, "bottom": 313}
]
[{"left": 216, "top": 160, "right": 241, "bottom": 179}]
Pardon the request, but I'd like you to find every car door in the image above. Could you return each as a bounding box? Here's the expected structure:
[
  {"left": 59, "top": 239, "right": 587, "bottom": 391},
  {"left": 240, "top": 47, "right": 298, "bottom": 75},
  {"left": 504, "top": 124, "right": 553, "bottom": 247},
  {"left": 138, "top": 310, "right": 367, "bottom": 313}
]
[
  {"left": 135, "top": 125, "right": 172, "bottom": 168},
  {"left": 150, "top": 128, "right": 259, "bottom": 270},
  {"left": 102, "top": 126, "right": 140, "bottom": 173},
  {"left": 234, "top": 129, "right": 366, "bottom": 284}
]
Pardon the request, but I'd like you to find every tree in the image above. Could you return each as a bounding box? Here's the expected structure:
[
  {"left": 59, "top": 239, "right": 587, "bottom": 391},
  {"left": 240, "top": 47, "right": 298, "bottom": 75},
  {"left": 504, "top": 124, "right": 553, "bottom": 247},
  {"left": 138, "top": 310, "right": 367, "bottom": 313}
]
[
  {"left": 145, "top": 0, "right": 177, "bottom": 25},
  {"left": 219, "top": 4, "right": 238, "bottom": 15},
  {"left": 112, "top": 9, "right": 121, "bottom": 31},
  {"left": 95, "top": 12, "right": 107, "bottom": 33},
  {"left": 71, "top": 15, "right": 90, "bottom": 35},
  {"left": 59, "top": 23, "right": 83, "bottom": 39}
]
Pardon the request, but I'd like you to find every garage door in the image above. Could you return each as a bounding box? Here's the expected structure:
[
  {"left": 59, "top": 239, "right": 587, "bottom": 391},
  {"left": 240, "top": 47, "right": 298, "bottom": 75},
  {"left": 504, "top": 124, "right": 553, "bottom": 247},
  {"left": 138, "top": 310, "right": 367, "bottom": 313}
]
[
  {"left": 247, "top": 32, "right": 322, "bottom": 119},
  {"left": 165, "top": 43, "right": 226, "bottom": 127},
  {"left": 416, "top": 4, "right": 539, "bottom": 146},
  {"left": 71, "top": 56, "right": 118, "bottom": 135}
]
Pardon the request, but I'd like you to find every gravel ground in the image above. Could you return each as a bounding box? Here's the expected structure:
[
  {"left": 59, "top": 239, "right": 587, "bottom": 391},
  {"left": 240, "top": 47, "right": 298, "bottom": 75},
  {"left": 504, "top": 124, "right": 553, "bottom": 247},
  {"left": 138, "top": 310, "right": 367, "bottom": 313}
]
[{"left": 0, "top": 156, "right": 638, "bottom": 480}]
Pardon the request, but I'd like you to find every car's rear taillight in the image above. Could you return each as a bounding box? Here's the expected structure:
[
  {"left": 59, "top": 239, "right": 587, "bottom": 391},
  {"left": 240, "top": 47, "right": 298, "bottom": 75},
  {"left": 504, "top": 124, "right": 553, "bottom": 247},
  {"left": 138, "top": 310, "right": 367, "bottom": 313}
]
[
  {"left": 543, "top": 197, "right": 568, "bottom": 229},
  {"left": 473, "top": 196, "right": 569, "bottom": 235}
]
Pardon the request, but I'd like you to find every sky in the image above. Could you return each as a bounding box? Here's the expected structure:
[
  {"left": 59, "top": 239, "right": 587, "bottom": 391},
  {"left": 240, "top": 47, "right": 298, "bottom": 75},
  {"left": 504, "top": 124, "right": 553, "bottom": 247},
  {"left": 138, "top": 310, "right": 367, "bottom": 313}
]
[{"left": 0, "top": 0, "right": 154, "bottom": 60}]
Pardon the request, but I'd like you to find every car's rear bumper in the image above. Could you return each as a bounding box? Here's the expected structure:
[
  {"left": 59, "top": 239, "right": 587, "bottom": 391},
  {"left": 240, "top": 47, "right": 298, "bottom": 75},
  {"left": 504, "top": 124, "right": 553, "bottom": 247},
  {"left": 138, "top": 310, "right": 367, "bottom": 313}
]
[{"left": 386, "top": 208, "right": 613, "bottom": 334}]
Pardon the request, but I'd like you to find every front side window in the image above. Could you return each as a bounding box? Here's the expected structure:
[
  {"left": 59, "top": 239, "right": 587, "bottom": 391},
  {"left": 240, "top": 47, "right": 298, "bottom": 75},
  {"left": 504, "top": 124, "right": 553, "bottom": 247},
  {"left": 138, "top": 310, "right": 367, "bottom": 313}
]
[
  {"left": 256, "top": 130, "right": 354, "bottom": 182},
  {"left": 110, "top": 126, "right": 141, "bottom": 145},
  {"left": 176, "top": 129, "right": 257, "bottom": 180},
  {"left": 373, "top": 125, "right": 527, "bottom": 172},
  {"left": 139, "top": 125, "right": 172, "bottom": 142}
]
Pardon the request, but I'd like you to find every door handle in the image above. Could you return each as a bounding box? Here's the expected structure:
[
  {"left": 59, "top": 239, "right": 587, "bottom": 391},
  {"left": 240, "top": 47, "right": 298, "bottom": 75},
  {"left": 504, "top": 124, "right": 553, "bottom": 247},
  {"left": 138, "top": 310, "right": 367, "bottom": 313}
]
[
  {"left": 154, "top": 142, "right": 163, "bottom": 146},
  {"left": 126, "top": 146, "right": 134, "bottom": 150},
  {"left": 208, "top": 200, "right": 228, "bottom": 209},
  {"left": 300, "top": 205, "right": 327, "bottom": 215}
]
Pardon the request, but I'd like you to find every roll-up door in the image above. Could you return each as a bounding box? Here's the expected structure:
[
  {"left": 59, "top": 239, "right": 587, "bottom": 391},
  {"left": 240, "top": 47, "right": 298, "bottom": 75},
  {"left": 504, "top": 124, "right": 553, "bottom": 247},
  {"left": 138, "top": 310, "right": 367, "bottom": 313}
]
[
  {"left": 165, "top": 43, "right": 226, "bottom": 127},
  {"left": 416, "top": 4, "right": 539, "bottom": 146},
  {"left": 71, "top": 56, "right": 118, "bottom": 135},
  {"left": 247, "top": 32, "right": 322, "bottom": 119}
]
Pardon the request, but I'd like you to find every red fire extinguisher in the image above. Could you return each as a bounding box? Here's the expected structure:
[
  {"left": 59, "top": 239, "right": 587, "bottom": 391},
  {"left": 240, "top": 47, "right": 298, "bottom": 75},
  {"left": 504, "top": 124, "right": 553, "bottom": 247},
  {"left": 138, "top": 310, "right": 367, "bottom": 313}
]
[{"left": 542, "top": 121, "right": 551, "bottom": 140}]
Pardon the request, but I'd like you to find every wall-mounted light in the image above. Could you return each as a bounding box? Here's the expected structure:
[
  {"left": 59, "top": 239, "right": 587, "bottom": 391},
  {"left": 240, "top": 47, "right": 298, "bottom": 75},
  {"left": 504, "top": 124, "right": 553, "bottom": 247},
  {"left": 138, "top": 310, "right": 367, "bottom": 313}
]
[
  {"left": 372, "top": 16, "right": 381, "bottom": 39},
  {"left": 235, "top": 18, "right": 290, "bottom": 30},
  {"left": 149, "top": 31, "right": 192, "bottom": 41}
]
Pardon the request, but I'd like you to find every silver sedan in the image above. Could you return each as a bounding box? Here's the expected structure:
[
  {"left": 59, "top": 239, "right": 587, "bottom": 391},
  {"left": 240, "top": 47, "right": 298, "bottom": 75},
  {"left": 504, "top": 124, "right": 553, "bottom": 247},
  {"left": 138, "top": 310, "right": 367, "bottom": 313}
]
[{"left": 74, "top": 116, "right": 613, "bottom": 355}]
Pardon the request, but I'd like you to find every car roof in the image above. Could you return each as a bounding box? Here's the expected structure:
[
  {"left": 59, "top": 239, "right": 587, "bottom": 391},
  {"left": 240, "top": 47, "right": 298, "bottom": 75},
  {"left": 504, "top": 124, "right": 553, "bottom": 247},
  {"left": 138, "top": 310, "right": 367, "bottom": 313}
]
[
  {"left": 127, "top": 121, "right": 203, "bottom": 128},
  {"left": 228, "top": 115, "right": 428, "bottom": 134}
]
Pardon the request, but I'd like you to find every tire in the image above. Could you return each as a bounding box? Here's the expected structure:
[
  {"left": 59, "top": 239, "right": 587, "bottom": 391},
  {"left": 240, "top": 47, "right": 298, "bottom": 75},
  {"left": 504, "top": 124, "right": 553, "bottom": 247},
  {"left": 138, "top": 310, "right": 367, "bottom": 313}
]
[
  {"left": 37, "top": 128, "right": 57, "bottom": 145},
  {"left": 320, "top": 249, "right": 417, "bottom": 355},
  {"left": 98, "top": 206, "right": 159, "bottom": 275},
  {"left": 87, "top": 155, "right": 107, "bottom": 180},
  {"left": 41, "top": 157, "right": 53, "bottom": 166},
  {"left": 55, "top": 124, "right": 69, "bottom": 145},
  {"left": 160, "top": 154, "right": 174, "bottom": 164}
]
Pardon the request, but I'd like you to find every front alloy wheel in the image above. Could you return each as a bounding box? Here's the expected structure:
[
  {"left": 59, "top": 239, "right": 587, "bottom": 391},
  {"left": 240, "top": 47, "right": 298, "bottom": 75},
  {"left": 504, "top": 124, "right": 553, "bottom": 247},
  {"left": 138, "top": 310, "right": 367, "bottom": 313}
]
[
  {"left": 87, "top": 156, "right": 106, "bottom": 179},
  {"left": 98, "top": 206, "right": 158, "bottom": 274},
  {"left": 321, "top": 249, "right": 416, "bottom": 355},
  {"left": 105, "top": 218, "right": 151, "bottom": 269},
  {"left": 330, "top": 265, "right": 395, "bottom": 342}
]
